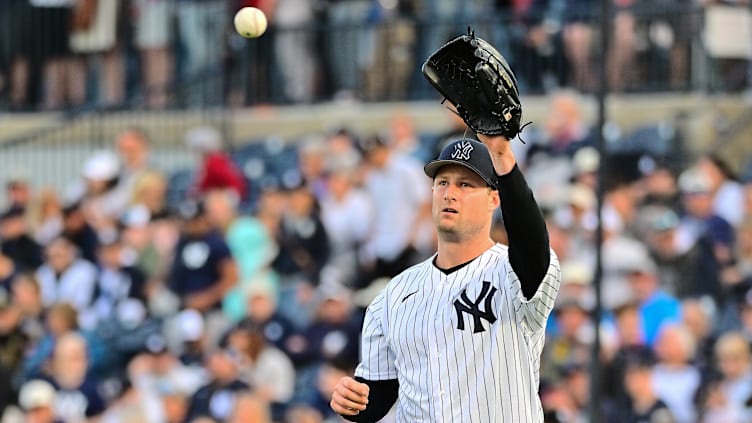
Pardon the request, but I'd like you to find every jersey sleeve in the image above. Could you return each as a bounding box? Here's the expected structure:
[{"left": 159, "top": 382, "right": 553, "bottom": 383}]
[
  {"left": 509, "top": 249, "right": 561, "bottom": 334},
  {"left": 354, "top": 290, "right": 398, "bottom": 381}
]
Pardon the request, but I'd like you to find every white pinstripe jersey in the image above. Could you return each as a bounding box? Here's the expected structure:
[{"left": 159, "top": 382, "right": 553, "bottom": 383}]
[{"left": 354, "top": 244, "right": 561, "bottom": 422}]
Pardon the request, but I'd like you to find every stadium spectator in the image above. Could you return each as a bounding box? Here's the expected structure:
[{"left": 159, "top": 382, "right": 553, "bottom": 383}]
[
  {"left": 129, "top": 171, "right": 170, "bottom": 220},
  {"left": 266, "top": 178, "right": 329, "bottom": 329},
  {"left": 23, "top": 303, "right": 112, "bottom": 381},
  {"left": 45, "top": 332, "right": 106, "bottom": 422},
  {"left": 651, "top": 324, "right": 701, "bottom": 423},
  {"left": 0, "top": 288, "right": 27, "bottom": 409},
  {"left": 297, "top": 138, "right": 329, "bottom": 200},
  {"left": 60, "top": 199, "right": 100, "bottom": 264},
  {"left": 355, "top": 134, "right": 430, "bottom": 288},
  {"left": 298, "top": 360, "right": 359, "bottom": 421},
  {"left": 123, "top": 334, "right": 206, "bottom": 422},
  {"left": 114, "top": 128, "right": 155, "bottom": 201},
  {"left": 620, "top": 350, "right": 675, "bottom": 423},
  {"left": 0, "top": 252, "right": 17, "bottom": 297},
  {"left": 5, "top": 171, "right": 33, "bottom": 210},
  {"left": 36, "top": 237, "right": 97, "bottom": 312},
  {"left": 710, "top": 332, "right": 752, "bottom": 419},
  {"left": 79, "top": 150, "right": 129, "bottom": 232},
  {"left": 640, "top": 162, "right": 681, "bottom": 211},
  {"left": 132, "top": 0, "right": 173, "bottom": 108},
  {"left": 204, "top": 189, "right": 277, "bottom": 321},
  {"left": 30, "top": 189, "right": 64, "bottom": 247},
  {"left": 167, "top": 200, "right": 238, "bottom": 314},
  {"left": 528, "top": 90, "right": 594, "bottom": 162},
  {"left": 562, "top": 0, "right": 596, "bottom": 90},
  {"left": 89, "top": 232, "right": 148, "bottom": 326},
  {"left": 184, "top": 347, "right": 250, "bottom": 422},
  {"left": 675, "top": 167, "right": 734, "bottom": 298},
  {"left": 608, "top": 0, "right": 637, "bottom": 92},
  {"left": 696, "top": 155, "right": 746, "bottom": 227},
  {"left": 624, "top": 254, "right": 682, "bottom": 347},
  {"left": 35, "top": 237, "right": 98, "bottom": 325},
  {"left": 11, "top": 273, "right": 49, "bottom": 345},
  {"left": 17, "top": 379, "right": 60, "bottom": 423},
  {"left": 228, "top": 393, "right": 272, "bottom": 423},
  {"left": 176, "top": 0, "right": 226, "bottom": 107},
  {"left": 602, "top": 300, "right": 652, "bottom": 406},
  {"left": 225, "top": 325, "right": 295, "bottom": 411},
  {"left": 542, "top": 295, "right": 593, "bottom": 382},
  {"left": 229, "top": 282, "right": 296, "bottom": 356},
  {"left": 285, "top": 285, "right": 359, "bottom": 371},
  {"left": 324, "top": 0, "right": 372, "bottom": 99},
  {"left": 386, "top": 110, "right": 423, "bottom": 160},
  {"left": 29, "top": 0, "right": 78, "bottom": 110},
  {"left": 499, "top": 0, "right": 565, "bottom": 94},
  {"left": 185, "top": 126, "right": 248, "bottom": 202},
  {"left": 1, "top": 0, "right": 32, "bottom": 111},
  {"left": 69, "top": 0, "right": 124, "bottom": 108},
  {"left": 320, "top": 157, "right": 373, "bottom": 287},
  {"left": 681, "top": 298, "right": 717, "bottom": 370},
  {"left": 273, "top": 0, "right": 317, "bottom": 103},
  {"left": 0, "top": 205, "right": 43, "bottom": 271}
]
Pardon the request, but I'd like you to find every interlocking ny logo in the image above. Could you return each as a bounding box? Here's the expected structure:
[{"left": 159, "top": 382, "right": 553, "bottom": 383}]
[
  {"left": 454, "top": 281, "right": 497, "bottom": 333},
  {"left": 451, "top": 141, "right": 474, "bottom": 160}
]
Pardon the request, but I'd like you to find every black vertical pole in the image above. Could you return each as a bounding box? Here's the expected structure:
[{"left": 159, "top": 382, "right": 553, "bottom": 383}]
[{"left": 590, "top": 0, "right": 610, "bottom": 420}]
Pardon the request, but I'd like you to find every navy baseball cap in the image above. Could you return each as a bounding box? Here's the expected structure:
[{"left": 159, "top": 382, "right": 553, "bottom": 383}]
[{"left": 424, "top": 139, "right": 498, "bottom": 190}]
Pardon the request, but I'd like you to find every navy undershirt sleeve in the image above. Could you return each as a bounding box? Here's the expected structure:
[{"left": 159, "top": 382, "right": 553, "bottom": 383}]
[
  {"left": 340, "top": 377, "right": 399, "bottom": 422},
  {"left": 497, "top": 164, "right": 550, "bottom": 299}
]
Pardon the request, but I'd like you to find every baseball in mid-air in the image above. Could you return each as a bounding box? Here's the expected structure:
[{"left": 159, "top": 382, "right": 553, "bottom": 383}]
[{"left": 234, "top": 7, "right": 267, "bottom": 39}]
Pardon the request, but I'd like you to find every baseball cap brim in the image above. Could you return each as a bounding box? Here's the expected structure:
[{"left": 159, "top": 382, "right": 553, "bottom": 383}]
[{"left": 424, "top": 160, "right": 498, "bottom": 190}]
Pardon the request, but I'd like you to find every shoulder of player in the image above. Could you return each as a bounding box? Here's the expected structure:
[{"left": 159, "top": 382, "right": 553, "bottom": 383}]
[{"left": 381, "top": 257, "right": 432, "bottom": 298}]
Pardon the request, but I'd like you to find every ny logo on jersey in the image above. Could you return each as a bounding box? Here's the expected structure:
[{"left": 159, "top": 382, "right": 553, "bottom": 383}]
[
  {"left": 451, "top": 141, "right": 474, "bottom": 160},
  {"left": 453, "top": 281, "right": 497, "bottom": 333}
]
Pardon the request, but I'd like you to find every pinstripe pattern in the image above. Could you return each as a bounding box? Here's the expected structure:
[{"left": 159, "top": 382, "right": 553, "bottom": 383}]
[{"left": 355, "top": 244, "right": 561, "bottom": 422}]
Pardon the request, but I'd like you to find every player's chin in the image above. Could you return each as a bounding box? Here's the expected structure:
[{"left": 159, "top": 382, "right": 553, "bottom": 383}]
[{"left": 437, "top": 225, "right": 462, "bottom": 241}]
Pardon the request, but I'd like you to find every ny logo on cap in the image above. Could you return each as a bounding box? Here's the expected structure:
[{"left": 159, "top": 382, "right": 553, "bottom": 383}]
[{"left": 451, "top": 141, "right": 474, "bottom": 161}]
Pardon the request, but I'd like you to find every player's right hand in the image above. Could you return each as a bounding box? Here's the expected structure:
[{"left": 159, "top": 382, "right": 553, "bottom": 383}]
[{"left": 330, "top": 376, "right": 370, "bottom": 416}]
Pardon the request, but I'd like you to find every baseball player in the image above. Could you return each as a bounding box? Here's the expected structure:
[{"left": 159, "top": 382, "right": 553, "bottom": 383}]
[{"left": 329, "top": 32, "right": 561, "bottom": 422}]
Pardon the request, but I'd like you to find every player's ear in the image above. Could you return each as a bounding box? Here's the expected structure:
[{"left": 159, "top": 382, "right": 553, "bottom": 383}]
[{"left": 488, "top": 189, "right": 500, "bottom": 210}]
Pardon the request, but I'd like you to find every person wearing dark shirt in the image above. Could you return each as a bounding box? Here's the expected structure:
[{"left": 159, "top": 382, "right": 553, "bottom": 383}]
[
  {"left": 44, "top": 333, "right": 106, "bottom": 422},
  {"left": 0, "top": 206, "right": 42, "bottom": 271},
  {"left": 61, "top": 201, "right": 100, "bottom": 264},
  {"left": 271, "top": 179, "right": 330, "bottom": 287},
  {"left": 168, "top": 200, "right": 238, "bottom": 312},
  {"left": 231, "top": 283, "right": 297, "bottom": 355},
  {"left": 0, "top": 292, "right": 28, "bottom": 417},
  {"left": 185, "top": 347, "right": 250, "bottom": 422},
  {"left": 618, "top": 350, "right": 675, "bottom": 423}
]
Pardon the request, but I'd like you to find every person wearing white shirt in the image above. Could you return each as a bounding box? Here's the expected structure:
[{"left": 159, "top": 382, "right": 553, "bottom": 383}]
[{"left": 356, "top": 135, "right": 430, "bottom": 288}]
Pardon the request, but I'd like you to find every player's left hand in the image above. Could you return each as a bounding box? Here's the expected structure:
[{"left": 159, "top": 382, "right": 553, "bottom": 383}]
[
  {"left": 477, "top": 133, "right": 517, "bottom": 175},
  {"left": 330, "top": 376, "right": 370, "bottom": 416}
]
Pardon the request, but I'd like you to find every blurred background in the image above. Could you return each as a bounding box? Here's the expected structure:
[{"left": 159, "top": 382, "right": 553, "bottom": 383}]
[{"left": 0, "top": 0, "right": 751, "bottom": 422}]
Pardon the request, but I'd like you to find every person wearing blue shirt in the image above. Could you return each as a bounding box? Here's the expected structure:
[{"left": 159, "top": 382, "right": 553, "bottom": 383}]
[
  {"left": 167, "top": 200, "right": 238, "bottom": 313},
  {"left": 626, "top": 259, "right": 681, "bottom": 347}
]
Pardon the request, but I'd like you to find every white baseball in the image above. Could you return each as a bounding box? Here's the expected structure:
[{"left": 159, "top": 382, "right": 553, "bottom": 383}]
[{"left": 234, "top": 7, "right": 267, "bottom": 39}]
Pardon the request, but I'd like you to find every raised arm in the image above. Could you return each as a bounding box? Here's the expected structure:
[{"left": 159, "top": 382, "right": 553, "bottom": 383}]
[{"left": 478, "top": 134, "right": 550, "bottom": 299}]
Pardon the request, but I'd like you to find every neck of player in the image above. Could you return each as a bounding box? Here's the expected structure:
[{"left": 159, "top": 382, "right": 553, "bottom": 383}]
[{"left": 435, "top": 235, "right": 495, "bottom": 269}]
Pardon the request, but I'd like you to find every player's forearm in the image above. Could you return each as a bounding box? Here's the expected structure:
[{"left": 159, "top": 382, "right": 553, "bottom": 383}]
[
  {"left": 497, "top": 165, "right": 550, "bottom": 299},
  {"left": 340, "top": 377, "right": 399, "bottom": 422}
]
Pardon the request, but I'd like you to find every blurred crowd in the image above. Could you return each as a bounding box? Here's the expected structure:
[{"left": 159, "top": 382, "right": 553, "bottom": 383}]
[
  {"left": 0, "top": 90, "right": 751, "bottom": 423},
  {"left": 1, "top": 0, "right": 749, "bottom": 111}
]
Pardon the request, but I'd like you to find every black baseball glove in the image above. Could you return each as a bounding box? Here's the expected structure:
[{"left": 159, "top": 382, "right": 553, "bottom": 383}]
[{"left": 422, "top": 29, "right": 523, "bottom": 139}]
